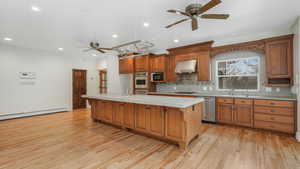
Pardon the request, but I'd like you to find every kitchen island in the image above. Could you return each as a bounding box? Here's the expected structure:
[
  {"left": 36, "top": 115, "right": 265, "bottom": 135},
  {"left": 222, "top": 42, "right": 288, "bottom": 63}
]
[{"left": 83, "top": 94, "right": 204, "bottom": 150}]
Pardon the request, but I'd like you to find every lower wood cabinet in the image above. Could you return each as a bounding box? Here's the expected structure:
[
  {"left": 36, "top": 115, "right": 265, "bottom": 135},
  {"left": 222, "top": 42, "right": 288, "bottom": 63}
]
[
  {"left": 217, "top": 98, "right": 253, "bottom": 127},
  {"left": 103, "top": 101, "right": 113, "bottom": 123},
  {"left": 216, "top": 97, "right": 296, "bottom": 134},
  {"left": 123, "top": 103, "right": 135, "bottom": 128},
  {"left": 87, "top": 99, "right": 203, "bottom": 150},
  {"left": 165, "top": 107, "right": 184, "bottom": 141},
  {"left": 135, "top": 104, "right": 165, "bottom": 137}
]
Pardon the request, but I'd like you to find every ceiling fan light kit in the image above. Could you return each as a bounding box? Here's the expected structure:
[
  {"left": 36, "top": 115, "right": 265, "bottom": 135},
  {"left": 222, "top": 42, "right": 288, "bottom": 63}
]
[{"left": 166, "top": 0, "right": 229, "bottom": 31}]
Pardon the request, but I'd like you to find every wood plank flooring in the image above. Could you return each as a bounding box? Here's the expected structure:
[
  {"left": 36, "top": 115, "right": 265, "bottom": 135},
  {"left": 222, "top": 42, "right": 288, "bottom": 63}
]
[{"left": 0, "top": 109, "right": 299, "bottom": 169}]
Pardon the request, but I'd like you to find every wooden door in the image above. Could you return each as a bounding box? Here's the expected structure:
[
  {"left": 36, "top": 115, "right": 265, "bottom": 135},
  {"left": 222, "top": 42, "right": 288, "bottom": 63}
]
[
  {"left": 234, "top": 104, "right": 253, "bottom": 127},
  {"left": 266, "top": 39, "right": 292, "bottom": 78},
  {"left": 119, "top": 58, "right": 134, "bottom": 74},
  {"left": 72, "top": 69, "right": 87, "bottom": 109},
  {"left": 165, "top": 108, "right": 184, "bottom": 141},
  {"left": 135, "top": 55, "right": 149, "bottom": 72},
  {"left": 103, "top": 101, "right": 113, "bottom": 122},
  {"left": 135, "top": 104, "right": 148, "bottom": 132},
  {"left": 148, "top": 106, "right": 165, "bottom": 136},
  {"left": 112, "top": 102, "right": 125, "bottom": 126},
  {"left": 123, "top": 103, "right": 135, "bottom": 128},
  {"left": 217, "top": 103, "right": 234, "bottom": 124}
]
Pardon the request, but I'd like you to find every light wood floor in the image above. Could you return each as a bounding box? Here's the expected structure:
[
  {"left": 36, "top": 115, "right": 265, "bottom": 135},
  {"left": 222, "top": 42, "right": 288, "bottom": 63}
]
[{"left": 0, "top": 109, "right": 299, "bottom": 169}]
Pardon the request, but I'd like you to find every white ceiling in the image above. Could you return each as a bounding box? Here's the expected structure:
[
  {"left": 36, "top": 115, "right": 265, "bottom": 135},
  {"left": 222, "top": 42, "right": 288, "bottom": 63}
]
[{"left": 0, "top": 0, "right": 300, "bottom": 57}]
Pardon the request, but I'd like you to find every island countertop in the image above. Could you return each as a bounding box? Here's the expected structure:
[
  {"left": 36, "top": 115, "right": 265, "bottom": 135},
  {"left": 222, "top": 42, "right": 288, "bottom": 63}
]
[{"left": 82, "top": 94, "right": 204, "bottom": 108}]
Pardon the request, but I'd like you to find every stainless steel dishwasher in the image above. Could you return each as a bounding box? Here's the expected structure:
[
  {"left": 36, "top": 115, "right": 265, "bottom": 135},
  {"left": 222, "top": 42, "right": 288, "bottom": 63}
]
[{"left": 202, "top": 96, "right": 216, "bottom": 123}]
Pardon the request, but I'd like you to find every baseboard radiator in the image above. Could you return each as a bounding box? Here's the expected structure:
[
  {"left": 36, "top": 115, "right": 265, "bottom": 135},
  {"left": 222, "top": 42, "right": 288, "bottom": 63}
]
[{"left": 0, "top": 108, "right": 68, "bottom": 121}]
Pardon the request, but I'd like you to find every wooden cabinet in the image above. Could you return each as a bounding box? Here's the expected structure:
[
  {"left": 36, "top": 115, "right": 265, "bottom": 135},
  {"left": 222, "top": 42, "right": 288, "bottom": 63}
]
[
  {"left": 95, "top": 100, "right": 105, "bottom": 120},
  {"left": 119, "top": 58, "right": 134, "bottom": 74},
  {"left": 134, "top": 104, "right": 148, "bottom": 132},
  {"left": 265, "top": 35, "right": 293, "bottom": 86},
  {"left": 165, "top": 108, "right": 184, "bottom": 141},
  {"left": 123, "top": 103, "right": 135, "bottom": 128},
  {"left": 135, "top": 55, "right": 149, "bottom": 72},
  {"left": 150, "top": 55, "right": 166, "bottom": 73},
  {"left": 217, "top": 103, "right": 234, "bottom": 124},
  {"left": 198, "top": 51, "right": 211, "bottom": 81},
  {"left": 134, "top": 104, "right": 165, "bottom": 136},
  {"left": 166, "top": 55, "right": 177, "bottom": 82},
  {"left": 102, "top": 101, "right": 113, "bottom": 123},
  {"left": 112, "top": 102, "right": 125, "bottom": 126},
  {"left": 148, "top": 106, "right": 165, "bottom": 136},
  {"left": 216, "top": 98, "right": 253, "bottom": 127},
  {"left": 87, "top": 98, "right": 203, "bottom": 150},
  {"left": 234, "top": 104, "right": 253, "bottom": 127},
  {"left": 254, "top": 99, "right": 295, "bottom": 134}
]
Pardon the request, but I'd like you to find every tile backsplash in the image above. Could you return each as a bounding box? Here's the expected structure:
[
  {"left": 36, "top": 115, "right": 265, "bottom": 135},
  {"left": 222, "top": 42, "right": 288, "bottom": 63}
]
[{"left": 156, "top": 50, "right": 294, "bottom": 97}]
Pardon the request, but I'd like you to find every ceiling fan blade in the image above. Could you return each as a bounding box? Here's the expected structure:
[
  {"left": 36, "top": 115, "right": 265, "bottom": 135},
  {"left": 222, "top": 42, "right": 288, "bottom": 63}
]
[
  {"left": 191, "top": 17, "right": 198, "bottom": 31},
  {"left": 96, "top": 49, "right": 106, "bottom": 53},
  {"left": 196, "top": 0, "right": 221, "bottom": 14},
  {"left": 98, "top": 47, "right": 113, "bottom": 50},
  {"left": 166, "top": 18, "right": 190, "bottom": 28},
  {"left": 112, "top": 40, "right": 141, "bottom": 49},
  {"left": 167, "top": 9, "right": 191, "bottom": 17},
  {"left": 201, "top": 14, "right": 229, "bottom": 19},
  {"left": 83, "top": 48, "right": 93, "bottom": 52}
]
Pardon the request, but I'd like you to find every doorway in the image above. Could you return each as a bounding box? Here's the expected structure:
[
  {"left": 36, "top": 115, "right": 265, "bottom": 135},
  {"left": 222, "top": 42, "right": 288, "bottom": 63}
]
[{"left": 72, "top": 69, "right": 87, "bottom": 109}]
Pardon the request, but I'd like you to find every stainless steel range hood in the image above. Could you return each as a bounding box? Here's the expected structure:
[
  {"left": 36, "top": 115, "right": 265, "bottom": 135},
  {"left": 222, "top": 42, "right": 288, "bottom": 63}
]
[{"left": 175, "top": 60, "right": 197, "bottom": 74}]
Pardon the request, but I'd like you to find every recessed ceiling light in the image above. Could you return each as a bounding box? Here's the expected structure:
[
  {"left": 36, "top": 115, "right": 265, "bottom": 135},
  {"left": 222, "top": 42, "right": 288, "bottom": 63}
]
[
  {"left": 174, "top": 39, "right": 179, "bottom": 43},
  {"left": 92, "top": 54, "right": 97, "bottom": 57},
  {"left": 112, "top": 34, "right": 118, "bottom": 38},
  {"left": 143, "top": 22, "right": 150, "bottom": 27},
  {"left": 58, "top": 48, "right": 64, "bottom": 51},
  {"left": 31, "top": 6, "right": 41, "bottom": 12},
  {"left": 3, "top": 37, "right": 12, "bottom": 41}
]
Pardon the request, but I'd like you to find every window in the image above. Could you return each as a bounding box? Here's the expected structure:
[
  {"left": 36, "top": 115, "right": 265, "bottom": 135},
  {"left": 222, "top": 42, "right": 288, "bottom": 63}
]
[{"left": 216, "top": 57, "right": 259, "bottom": 91}]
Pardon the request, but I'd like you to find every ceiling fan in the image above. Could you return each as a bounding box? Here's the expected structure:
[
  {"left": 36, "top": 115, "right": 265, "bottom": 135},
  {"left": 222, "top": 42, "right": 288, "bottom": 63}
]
[
  {"left": 83, "top": 40, "right": 142, "bottom": 53},
  {"left": 166, "top": 0, "right": 229, "bottom": 31}
]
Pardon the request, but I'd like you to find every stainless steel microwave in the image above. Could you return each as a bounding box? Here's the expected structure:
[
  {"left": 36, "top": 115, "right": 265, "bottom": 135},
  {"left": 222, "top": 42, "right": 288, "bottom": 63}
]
[{"left": 151, "top": 72, "right": 164, "bottom": 82}]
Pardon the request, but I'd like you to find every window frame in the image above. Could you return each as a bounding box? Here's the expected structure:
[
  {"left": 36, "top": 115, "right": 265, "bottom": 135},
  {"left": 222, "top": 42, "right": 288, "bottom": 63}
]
[{"left": 215, "top": 56, "right": 260, "bottom": 92}]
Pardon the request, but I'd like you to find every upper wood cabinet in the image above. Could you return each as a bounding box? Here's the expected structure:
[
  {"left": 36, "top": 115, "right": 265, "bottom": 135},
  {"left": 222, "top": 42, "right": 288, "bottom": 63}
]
[
  {"left": 135, "top": 55, "right": 149, "bottom": 72},
  {"left": 166, "top": 41, "right": 213, "bottom": 82},
  {"left": 149, "top": 54, "right": 167, "bottom": 73},
  {"left": 119, "top": 58, "right": 134, "bottom": 74},
  {"left": 265, "top": 35, "right": 293, "bottom": 86}
]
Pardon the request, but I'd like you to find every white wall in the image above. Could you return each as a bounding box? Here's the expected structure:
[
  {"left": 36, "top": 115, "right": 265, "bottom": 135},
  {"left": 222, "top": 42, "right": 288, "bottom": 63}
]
[
  {"left": 0, "top": 44, "right": 98, "bottom": 119},
  {"left": 292, "top": 17, "right": 300, "bottom": 141},
  {"left": 97, "top": 55, "right": 133, "bottom": 95}
]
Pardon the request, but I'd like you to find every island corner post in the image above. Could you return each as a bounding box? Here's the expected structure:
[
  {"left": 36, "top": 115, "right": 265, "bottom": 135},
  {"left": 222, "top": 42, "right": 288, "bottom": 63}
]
[{"left": 85, "top": 96, "right": 203, "bottom": 150}]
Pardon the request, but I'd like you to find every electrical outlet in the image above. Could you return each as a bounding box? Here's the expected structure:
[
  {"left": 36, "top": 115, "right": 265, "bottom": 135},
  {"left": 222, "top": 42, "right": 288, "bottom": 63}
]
[
  {"left": 265, "top": 87, "right": 272, "bottom": 92},
  {"left": 203, "top": 86, "right": 208, "bottom": 91},
  {"left": 276, "top": 88, "right": 280, "bottom": 92}
]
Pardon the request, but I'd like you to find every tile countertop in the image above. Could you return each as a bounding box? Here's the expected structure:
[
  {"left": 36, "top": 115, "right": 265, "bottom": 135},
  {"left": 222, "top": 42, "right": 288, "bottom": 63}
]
[
  {"left": 82, "top": 94, "right": 205, "bottom": 108},
  {"left": 148, "top": 92, "right": 297, "bottom": 101}
]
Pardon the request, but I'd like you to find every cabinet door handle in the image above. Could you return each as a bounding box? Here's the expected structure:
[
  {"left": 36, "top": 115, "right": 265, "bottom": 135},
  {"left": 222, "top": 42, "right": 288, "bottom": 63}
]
[
  {"left": 270, "top": 102, "right": 275, "bottom": 105},
  {"left": 145, "top": 107, "right": 151, "bottom": 110}
]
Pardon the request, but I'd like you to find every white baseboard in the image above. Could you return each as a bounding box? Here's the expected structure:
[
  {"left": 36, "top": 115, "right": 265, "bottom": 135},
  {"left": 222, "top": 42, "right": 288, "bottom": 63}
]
[
  {"left": 296, "top": 132, "right": 300, "bottom": 142},
  {"left": 0, "top": 108, "right": 68, "bottom": 121}
]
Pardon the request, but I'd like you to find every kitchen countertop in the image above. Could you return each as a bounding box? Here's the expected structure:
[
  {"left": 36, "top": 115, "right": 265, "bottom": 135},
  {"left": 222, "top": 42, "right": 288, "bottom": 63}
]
[
  {"left": 82, "top": 94, "right": 205, "bottom": 108},
  {"left": 148, "top": 92, "right": 297, "bottom": 101}
]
